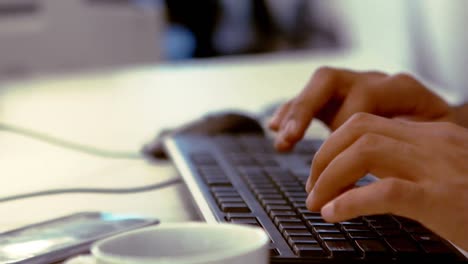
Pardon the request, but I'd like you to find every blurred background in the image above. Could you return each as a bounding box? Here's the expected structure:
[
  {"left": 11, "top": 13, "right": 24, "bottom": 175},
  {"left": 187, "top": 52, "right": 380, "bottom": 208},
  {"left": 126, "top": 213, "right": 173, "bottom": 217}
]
[{"left": 0, "top": 0, "right": 467, "bottom": 97}]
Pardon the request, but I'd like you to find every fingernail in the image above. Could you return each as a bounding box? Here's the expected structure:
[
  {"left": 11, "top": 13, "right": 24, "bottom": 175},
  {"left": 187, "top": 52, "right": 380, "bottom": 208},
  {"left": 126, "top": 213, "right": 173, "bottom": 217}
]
[
  {"left": 305, "top": 189, "right": 315, "bottom": 208},
  {"left": 321, "top": 202, "right": 335, "bottom": 219},
  {"left": 305, "top": 178, "right": 313, "bottom": 193}
]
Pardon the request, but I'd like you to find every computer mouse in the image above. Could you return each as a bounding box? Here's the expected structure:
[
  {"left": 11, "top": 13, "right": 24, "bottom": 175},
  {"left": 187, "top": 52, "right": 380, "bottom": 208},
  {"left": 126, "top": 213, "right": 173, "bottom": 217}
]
[{"left": 142, "top": 111, "right": 265, "bottom": 160}]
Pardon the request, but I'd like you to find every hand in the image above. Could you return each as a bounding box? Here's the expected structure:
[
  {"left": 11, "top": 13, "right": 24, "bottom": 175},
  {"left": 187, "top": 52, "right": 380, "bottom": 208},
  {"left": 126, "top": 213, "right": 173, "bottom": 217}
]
[
  {"left": 269, "top": 67, "right": 454, "bottom": 151},
  {"left": 306, "top": 113, "right": 468, "bottom": 250}
]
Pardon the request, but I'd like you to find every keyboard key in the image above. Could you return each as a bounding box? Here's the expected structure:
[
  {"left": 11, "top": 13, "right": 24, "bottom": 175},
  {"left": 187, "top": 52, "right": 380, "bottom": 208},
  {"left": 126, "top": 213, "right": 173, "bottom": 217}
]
[
  {"left": 292, "top": 202, "right": 307, "bottom": 208},
  {"left": 284, "top": 192, "right": 308, "bottom": 199},
  {"left": 404, "top": 226, "right": 431, "bottom": 234},
  {"left": 370, "top": 221, "right": 401, "bottom": 229},
  {"left": 261, "top": 199, "right": 288, "bottom": 206},
  {"left": 364, "top": 215, "right": 395, "bottom": 223},
  {"left": 318, "top": 233, "right": 347, "bottom": 240},
  {"left": 191, "top": 153, "right": 217, "bottom": 165},
  {"left": 302, "top": 214, "right": 324, "bottom": 221},
  {"left": 354, "top": 239, "right": 389, "bottom": 257},
  {"left": 220, "top": 203, "right": 251, "bottom": 213},
  {"left": 248, "top": 179, "right": 273, "bottom": 185},
  {"left": 265, "top": 205, "right": 293, "bottom": 212},
  {"left": 213, "top": 192, "right": 241, "bottom": 199},
  {"left": 274, "top": 216, "right": 302, "bottom": 226},
  {"left": 229, "top": 155, "right": 257, "bottom": 165},
  {"left": 288, "top": 236, "right": 319, "bottom": 246},
  {"left": 313, "top": 226, "right": 342, "bottom": 234},
  {"left": 411, "top": 233, "right": 440, "bottom": 242},
  {"left": 216, "top": 197, "right": 244, "bottom": 204},
  {"left": 283, "top": 229, "right": 313, "bottom": 238},
  {"left": 304, "top": 219, "right": 327, "bottom": 228},
  {"left": 225, "top": 213, "right": 253, "bottom": 220},
  {"left": 205, "top": 178, "right": 232, "bottom": 186},
  {"left": 342, "top": 225, "right": 370, "bottom": 232},
  {"left": 339, "top": 217, "right": 364, "bottom": 225},
  {"left": 419, "top": 241, "right": 454, "bottom": 258},
  {"left": 293, "top": 244, "right": 328, "bottom": 257},
  {"left": 288, "top": 196, "right": 309, "bottom": 203},
  {"left": 269, "top": 210, "right": 298, "bottom": 219},
  {"left": 211, "top": 186, "right": 237, "bottom": 192},
  {"left": 279, "top": 222, "right": 308, "bottom": 232},
  {"left": 253, "top": 188, "right": 281, "bottom": 195},
  {"left": 310, "top": 222, "right": 336, "bottom": 227},
  {"left": 257, "top": 194, "right": 283, "bottom": 200},
  {"left": 229, "top": 217, "right": 259, "bottom": 226},
  {"left": 198, "top": 166, "right": 225, "bottom": 177},
  {"left": 348, "top": 231, "right": 379, "bottom": 239},
  {"left": 376, "top": 229, "right": 405, "bottom": 237},
  {"left": 238, "top": 167, "right": 265, "bottom": 177},
  {"left": 305, "top": 220, "right": 328, "bottom": 229},
  {"left": 323, "top": 240, "right": 357, "bottom": 257},
  {"left": 384, "top": 237, "right": 421, "bottom": 256},
  {"left": 264, "top": 167, "right": 291, "bottom": 177},
  {"left": 279, "top": 186, "right": 306, "bottom": 192}
]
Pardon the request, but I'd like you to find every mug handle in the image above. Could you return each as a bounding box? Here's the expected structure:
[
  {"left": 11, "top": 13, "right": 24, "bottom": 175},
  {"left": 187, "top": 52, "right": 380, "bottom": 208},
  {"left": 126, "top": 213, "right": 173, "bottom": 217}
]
[{"left": 64, "top": 255, "right": 97, "bottom": 264}]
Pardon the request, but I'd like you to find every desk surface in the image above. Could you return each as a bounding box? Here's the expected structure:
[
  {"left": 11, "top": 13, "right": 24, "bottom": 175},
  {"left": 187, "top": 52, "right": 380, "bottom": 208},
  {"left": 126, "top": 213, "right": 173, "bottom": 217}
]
[{"left": 0, "top": 50, "right": 453, "bottom": 233}]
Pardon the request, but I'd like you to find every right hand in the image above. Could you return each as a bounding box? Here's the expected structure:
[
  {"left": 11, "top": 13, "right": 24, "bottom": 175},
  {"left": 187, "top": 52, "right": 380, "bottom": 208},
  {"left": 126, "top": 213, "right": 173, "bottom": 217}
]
[{"left": 268, "top": 67, "right": 454, "bottom": 151}]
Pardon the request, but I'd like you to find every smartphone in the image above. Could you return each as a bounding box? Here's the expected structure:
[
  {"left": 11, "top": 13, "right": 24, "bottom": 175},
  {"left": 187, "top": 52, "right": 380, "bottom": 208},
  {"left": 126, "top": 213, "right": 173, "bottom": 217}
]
[{"left": 0, "top": 212, "right": 159, "bottom": 264}]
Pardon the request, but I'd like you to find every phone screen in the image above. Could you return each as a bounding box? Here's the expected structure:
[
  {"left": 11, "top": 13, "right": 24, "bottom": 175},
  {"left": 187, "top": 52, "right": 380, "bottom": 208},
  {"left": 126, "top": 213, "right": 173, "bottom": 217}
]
[{"left": 0, "top": 212, "right": 159, "bottom": 263}]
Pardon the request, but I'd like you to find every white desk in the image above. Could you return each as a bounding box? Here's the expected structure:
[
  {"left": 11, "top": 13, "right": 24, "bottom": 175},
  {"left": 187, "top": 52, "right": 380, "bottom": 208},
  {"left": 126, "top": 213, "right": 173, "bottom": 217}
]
[{"left": 0, "top": 51, "right": 456, "bottom": 234}]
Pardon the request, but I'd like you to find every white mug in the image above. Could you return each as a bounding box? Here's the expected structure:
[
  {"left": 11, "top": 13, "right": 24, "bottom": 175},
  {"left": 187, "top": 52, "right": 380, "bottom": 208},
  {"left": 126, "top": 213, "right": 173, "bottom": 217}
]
[{"left": 66, "top": 222, "right": 269, "bottom": 264}]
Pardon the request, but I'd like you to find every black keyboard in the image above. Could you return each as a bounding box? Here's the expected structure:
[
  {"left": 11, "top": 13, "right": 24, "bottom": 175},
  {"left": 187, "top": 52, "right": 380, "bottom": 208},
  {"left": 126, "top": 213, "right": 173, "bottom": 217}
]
[{"left": 163, "top": 134, "right": 467, "bottom": 263}]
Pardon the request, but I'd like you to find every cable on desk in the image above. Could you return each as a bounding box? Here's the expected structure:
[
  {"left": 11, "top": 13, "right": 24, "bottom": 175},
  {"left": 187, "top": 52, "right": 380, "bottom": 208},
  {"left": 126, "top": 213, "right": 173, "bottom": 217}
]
[
  {"left": 0, "top": 122, "right": 142, "bottom": 159},
  {"left": 0, "top": 177, "right": 183, "bottom": 204}
]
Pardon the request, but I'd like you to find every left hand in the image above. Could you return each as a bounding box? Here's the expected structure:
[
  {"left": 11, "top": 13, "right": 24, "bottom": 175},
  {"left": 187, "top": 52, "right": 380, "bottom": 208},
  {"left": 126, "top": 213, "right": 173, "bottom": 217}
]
[{"left": 305, "top": 112, "right": 468, "bottom": 250}]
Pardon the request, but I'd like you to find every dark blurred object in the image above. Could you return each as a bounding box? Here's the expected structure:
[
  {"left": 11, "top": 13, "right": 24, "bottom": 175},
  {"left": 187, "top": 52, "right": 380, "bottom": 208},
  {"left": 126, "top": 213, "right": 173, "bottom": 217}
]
[
  {"left": 164, "top": 0, "right": 221, "bottom": 57},
  {"left": 142, "top": 111, "right": 264, "bottom": 160},
  {"left": 164, "top": 0, "right": 341, "bottom": 59}
]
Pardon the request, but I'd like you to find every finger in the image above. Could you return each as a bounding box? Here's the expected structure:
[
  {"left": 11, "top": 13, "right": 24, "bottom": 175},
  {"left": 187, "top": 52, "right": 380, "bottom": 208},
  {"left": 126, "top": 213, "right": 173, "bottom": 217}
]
[
  {"left": 306, "top": 113, "right": 419, "bottom": 193},
  {"left": 269, "top": 101, "right": 292, "bottom": 131},
  {"left": 306, "top": 133, "right": 423, "bottom": 210},
  {"left": 277, "top": 67, "right": 357, "bottom": 147},
  {"left": 274, "top": 119, "right": 298, "bottom": 151},
  {"left": 320, "top": 178, "right": 425, "bottom": 223},
  {"left": 326, "top": 87, "right": 374, "bottom": 131},
  {"left": 319, "top": 71, "right": 387, "bottom": 130},
  {"left": 375, "top": 73, "right": 449, "bottom": 119}
]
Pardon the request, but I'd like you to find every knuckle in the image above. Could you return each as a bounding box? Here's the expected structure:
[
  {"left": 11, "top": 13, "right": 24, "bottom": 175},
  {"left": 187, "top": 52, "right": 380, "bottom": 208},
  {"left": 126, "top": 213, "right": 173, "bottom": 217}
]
[
  {"left": 364, "top": 70, "right": 387, "bottom": 77},
  {"left": 360, "top": 133, "right": 381, "bottom": 145},
  {"left": 346, "top": 112, "right": 374, "bottom": 130},
  {"left": 290, "top": 96, "right": 307, "bottom": 110},
  {"left": 392, "top": 72, "right": 415, "bottom": 83},
  {"left": 380, "top": 179, "right": 403, "bottom": 202},
  {"left": 312, "top": 66, "right": 338, "bottom": 82},
  {"left": 353, "top": 133, "right": 382, "bottom": 159},
  {"left": 314, "top": 66, "right": 335, "bottom": 76}
]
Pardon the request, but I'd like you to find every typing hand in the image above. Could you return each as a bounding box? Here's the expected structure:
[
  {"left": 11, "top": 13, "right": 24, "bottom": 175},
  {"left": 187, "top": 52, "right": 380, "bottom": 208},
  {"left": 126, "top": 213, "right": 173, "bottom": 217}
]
[
  {"left": 306, "top": 114, "right": 468, "bottom": 250},
  {"left": 269, "top": 67, "right": 454, "bottom": 151}
]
